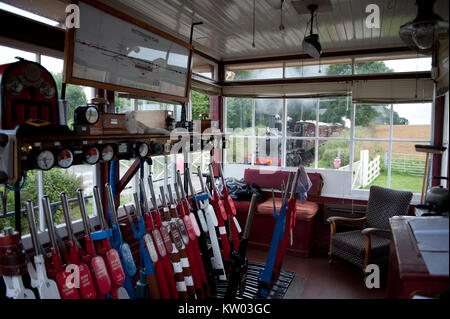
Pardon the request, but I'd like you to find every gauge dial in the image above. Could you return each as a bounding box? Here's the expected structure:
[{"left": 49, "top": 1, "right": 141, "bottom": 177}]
[
  {"left": 36, "top": 150, "right": 55, "bottom": 170},
  {"left": 101, "top": 145, "right": 115, "bottom": 162},
  {"left": 5, "top": 77, "right": 24, "bottom": 95},
  {"left": 57, "top": 149, "right": 74, "bottom": 168},
  {"left": 138, "top": 143, "right": 149, "bottom": 157},
  {"left": 40, "top": 82, "right": 56, "bottom": 99},
  {"left": 85, "top": 106, "right": 99, "bottom": 124},
  {"left": 85, "top": 147, "right": 100, "bottom": 165}
]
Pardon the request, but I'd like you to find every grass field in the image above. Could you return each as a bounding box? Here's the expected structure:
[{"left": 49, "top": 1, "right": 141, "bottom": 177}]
[{"left": 364, "top": 170, "right": 423, "bottom": 193}]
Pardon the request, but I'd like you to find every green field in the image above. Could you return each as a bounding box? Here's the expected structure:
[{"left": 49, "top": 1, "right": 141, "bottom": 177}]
[{"left": 364, "top": 170, "right": 423, "bottom": 193}]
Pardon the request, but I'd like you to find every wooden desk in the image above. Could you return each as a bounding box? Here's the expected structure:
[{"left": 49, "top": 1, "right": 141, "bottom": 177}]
[{"left": 387, "top": 216, "right": 449, "bottom": 298}]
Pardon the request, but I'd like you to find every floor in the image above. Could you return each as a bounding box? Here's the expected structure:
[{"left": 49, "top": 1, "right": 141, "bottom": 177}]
[{"left": 246, "top": 248, "right": 387, "bottom": 299}]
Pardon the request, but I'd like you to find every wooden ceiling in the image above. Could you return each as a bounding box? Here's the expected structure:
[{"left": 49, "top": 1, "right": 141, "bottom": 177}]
[{"left": 5, "top": 0, "right": 449, "bottom": 61}]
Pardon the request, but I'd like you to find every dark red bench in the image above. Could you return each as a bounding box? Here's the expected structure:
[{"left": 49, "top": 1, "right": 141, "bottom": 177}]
[{"left": 235, "top": 168, "right": 323, "bottom": 257}]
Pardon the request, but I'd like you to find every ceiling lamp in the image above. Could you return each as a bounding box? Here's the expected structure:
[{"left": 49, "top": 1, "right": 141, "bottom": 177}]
[
  {"left": 399, "top": 0, "right": 449, "bottom": 52},
  {"left": 302, "top": 4, "right": 322, "bottom": 59}
]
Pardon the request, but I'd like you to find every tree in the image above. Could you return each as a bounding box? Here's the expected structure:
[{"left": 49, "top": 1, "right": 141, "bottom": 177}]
[
  {"left": 322, "top": 62, "right": 408, "bottom": 126},
  {"left": 191, "top": 90, "right": 210, "bottom": 120}
]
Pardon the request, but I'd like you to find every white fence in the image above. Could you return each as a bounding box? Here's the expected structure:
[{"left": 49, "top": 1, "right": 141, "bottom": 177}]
[{"left": 350, "top": 150, "right": 381, "bottom": 189}]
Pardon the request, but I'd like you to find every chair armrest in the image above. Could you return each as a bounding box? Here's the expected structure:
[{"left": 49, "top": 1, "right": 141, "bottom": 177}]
[
  {"left": 361, "top": 228, "right": 391, "bottom": 236},
  {"left": 327, "top": 216, "right": 366, "bottom": 224},
  {"left": 361, "top": 228, "right": 392, "bottom": 269}
]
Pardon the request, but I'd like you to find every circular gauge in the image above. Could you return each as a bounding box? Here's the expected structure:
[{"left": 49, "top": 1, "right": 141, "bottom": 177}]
[
  {"left": 101, "top": 144, "right": 115, "bottom": 162},
  {"left": 36, "top": 150, "right": 55, "bottom": 170},
  {"left": 85, "top": 106, "right": 99, "bottom": 124},
  {"left": 138, "top": 143, "right": 149, "bottom": 157},
  {"left": 40, "top": 82, "right": 56, "bottom": 99},
  {"left": 5, "top": 77, "right": 24, "bottom": 95},
  {"left": 85, "top": 146, "right": 100, "bottom": 165},
  {"left": 56, "top": 149, "right": 74, "bottom": 168},
  {"left": 24, "top": 63, "right": 41, "bottom": 82}
]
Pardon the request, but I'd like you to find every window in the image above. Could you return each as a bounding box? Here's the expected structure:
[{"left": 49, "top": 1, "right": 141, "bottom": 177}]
[
  {"left": 285, "top": 58, "right": 352, "bottom": 78},
  {"left": 352, "top": 103, "right": 432, "bottom": 193},
  {"left": 191, "top": 91, "right": 210, "bottom": 120},
  {"left": 192, "top": 54, "right": 218, "bottom": 81},
  {"left": 355, "top": 56, "right": 431, "bottom": 74},
  {"left": 225, "top": 62, "right": 283, "bottom": 81},
  {"left": 225, "top": 97, "right": 432, "bottom": 195},
  {"left": 223, "top": 54, "right": 431, "bottom": 82}
]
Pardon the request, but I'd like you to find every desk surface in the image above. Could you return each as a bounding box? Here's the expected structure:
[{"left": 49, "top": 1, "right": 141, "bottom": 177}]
[{"left": 390, "top": 216, "right": 449, "bottom": 280}]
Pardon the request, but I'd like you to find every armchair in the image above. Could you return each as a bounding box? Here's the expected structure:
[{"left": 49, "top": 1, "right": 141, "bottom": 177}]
[{"left": 327, "top": 186, "right": 413, "bottom": 271}]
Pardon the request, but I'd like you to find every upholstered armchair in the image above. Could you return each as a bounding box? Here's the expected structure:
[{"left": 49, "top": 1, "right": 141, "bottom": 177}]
[{"left": 327, "top": 185, "right": 413, "bottom": 270}]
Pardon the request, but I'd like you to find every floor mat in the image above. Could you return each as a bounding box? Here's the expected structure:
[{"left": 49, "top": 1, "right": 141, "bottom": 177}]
[{"left": 210, "top": 261, "right": 303, "bottom": 299}]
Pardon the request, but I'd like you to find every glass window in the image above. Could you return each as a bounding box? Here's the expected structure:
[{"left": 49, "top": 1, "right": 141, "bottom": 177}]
[
  {"left": 287, "top": 99, "right": 316, "bottom": 137},
  {"left": 390, "top": 142, "right": 428, "bottom": 193},
  {"left": 355, "top": 57, "right": 431, "bottom": 74},
  {"left": 319, "top": 97, "right": 351, "bottom": 138},
  {"left": 352, "top": 141, "right": 388, "bottom": 189},
  {"left": 225, "top": 62, "right": 283, "bottom": 81},
  {"left": 191, "top": 91, "right": 210, "bottom": 120},
  {"left": 192, "top": 54, "right": 218, "bottom": 80},
  {"left": 285, "top": 58, "right": 352, "bottom": 78},
  {"left": 40, "top": 55, "right": 89, "bottom": 127},
  {"left": 226, "top": 137, "right": 253, "bottom": 165},
  {"left": 255, "top": 99, "right": 283, "bottom": 137},
  {"left": 0, "top": 45, "right": 36, "bottom": 65},
  {"left": 318, "top": 140, "right": 350, "bottom": 170},
  {"left": 392, "top": 103, "right": 432, "bottom": 140},
  {"left": 286, "top": 139, "right": 315, "bottom": 168},
  {"left": 255, "top": 137, "right": 281, "bottom": 167},
  {"left": 354, "top": 104, "right": 391, "bottom": 139},
  {"left": 226, "top": 97, "right": 252, "bottom": 135}
]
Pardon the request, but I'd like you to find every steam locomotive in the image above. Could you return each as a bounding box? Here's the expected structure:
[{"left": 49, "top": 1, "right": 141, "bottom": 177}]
[{"left": 248, "top": 120, "right": 344, "bottom": 167}]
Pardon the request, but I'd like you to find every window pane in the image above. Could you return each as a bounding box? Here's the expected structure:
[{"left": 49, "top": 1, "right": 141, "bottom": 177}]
[
  {"left": 119, "top": 160, "right": 135, "bottom": 205},
  {"left": 226, "top": 137, "right": 252, "bottom": 164},
  {"left": 287, "top": 98, "right": 316, "bottom": 137},
  {"left": 318, "top": 140, "right": 350, "bottom": 170},
  {"left": 352, "top": 141, "right": 388, "bottom": 189},
  {"left": 226, "top": 98, "right": 252, "bottom": 135},
  {"left": 0, "top": 45, "right": 35, "bottom": 65},
  {"left": 255, "top": 99, "right": 283, "bottom": 137},
  {"left": 255, "top": 137, "right": 281, "bottom": 167},
  {"left": 192, "top": 54, "right": 217, "bottom": 80},
  {"left": 354, "top": 57, "right": 431, "bottom": 74},
  {"left": 285, "top": 61, "right": 352, "bottom": 78},
  {"left": 319, "top": 97, "right": 350, "bottom": 138},
  {"left": 354, "top": 104, "right": 391, "bottom": 139},
  {"left": 286, "top": 139, "right": 315, "bottom": 168},
  {"left": 41, "top": 55, "right": 89, "bottom": 127},
  {"left": 47, "top": 166, "right": 92, "bottom": 226},
  {"left": 225, "top": 63, "right": 283, "bottom": 81},
  {"left": 390, "top": 142, "right": 428, "bottom": 193},
  {"left": 392, "top": 103, "right": 432, "bottom": 140},
  {"left": 192, "top": 91, "right": 210, "bottom": 120}
]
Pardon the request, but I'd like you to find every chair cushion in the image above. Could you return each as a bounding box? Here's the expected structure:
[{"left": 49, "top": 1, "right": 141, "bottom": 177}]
[
  {"left": 256, "top": 197, "right": 319, "bottom": 220},
  {"left": 332, "top": 230, "right": 390, "bottom": 258},
  {"left": 234, "top": 200, "right": 252, "bottom": 214}
]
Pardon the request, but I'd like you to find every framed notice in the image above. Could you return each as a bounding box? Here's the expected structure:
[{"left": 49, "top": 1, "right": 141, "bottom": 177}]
[{"left": 64, "top": 0, "right": 193, "bottom": 102}]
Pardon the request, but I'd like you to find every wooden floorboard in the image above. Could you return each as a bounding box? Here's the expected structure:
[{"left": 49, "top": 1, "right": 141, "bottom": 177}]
[{"left": 246, "top": 248, "right": 387, "bottom": 299}]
